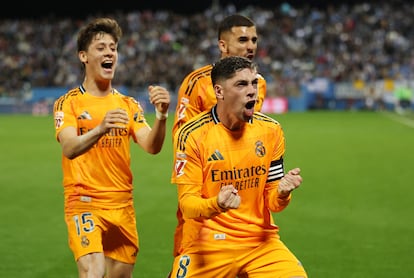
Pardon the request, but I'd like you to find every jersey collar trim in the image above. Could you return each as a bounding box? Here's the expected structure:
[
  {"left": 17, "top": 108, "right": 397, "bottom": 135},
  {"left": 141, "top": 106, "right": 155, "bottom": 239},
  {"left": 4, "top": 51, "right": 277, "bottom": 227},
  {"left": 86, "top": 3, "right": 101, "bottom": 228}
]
[
  {"left": 79, "top": 85, "right": 115, "bottom": 95},
  {"left": 211, "top": 105, "right": 219, "bottom": 124},
  {"left": 79, "top": 84, "right": 86, "bottom": 94}
]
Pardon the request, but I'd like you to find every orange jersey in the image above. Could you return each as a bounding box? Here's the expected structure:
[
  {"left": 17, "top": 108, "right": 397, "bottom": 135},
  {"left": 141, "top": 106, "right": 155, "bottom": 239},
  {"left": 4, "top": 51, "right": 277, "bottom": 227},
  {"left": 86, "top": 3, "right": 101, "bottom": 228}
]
[
  {"left": 53, "top": 86, "right": 150, "bottom": 212},
  {"left": 171, "top": 106, "right": 290, "bottom": 253},
  {"left": 172, "top": 64, "right": 266, "bottom": 135}
]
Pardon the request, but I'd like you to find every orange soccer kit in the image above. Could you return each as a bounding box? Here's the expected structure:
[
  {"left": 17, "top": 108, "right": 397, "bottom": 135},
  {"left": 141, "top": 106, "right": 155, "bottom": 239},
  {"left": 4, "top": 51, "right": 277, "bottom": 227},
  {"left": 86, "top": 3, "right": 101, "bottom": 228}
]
[
  {"left": 172, "top": 63, "right": 266, "bottom": 135},
  {"left": 170, "top": 107, "right": 307, "bottom": 277},
  {"left": 53, "top": 85, "right": 149, "bottom": 263}
]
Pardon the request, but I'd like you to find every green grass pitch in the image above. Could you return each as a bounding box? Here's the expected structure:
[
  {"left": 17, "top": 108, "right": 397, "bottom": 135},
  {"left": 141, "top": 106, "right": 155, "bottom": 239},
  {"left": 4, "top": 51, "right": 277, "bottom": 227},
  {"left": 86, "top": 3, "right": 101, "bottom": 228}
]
[{"left": 0, "top": 110, "right": 413, "bottom": 277}]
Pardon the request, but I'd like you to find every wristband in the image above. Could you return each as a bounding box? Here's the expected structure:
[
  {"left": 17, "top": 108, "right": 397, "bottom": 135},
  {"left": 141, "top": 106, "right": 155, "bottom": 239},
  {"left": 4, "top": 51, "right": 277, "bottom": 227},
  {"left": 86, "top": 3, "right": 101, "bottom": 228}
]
[{"left": 155, "top": 109, "right": 168, "bottom": 120}]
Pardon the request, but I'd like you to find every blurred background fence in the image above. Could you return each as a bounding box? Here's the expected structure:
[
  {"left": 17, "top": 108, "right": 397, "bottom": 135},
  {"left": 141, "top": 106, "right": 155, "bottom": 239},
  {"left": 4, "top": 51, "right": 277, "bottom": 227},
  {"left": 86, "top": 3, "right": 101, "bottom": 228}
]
[{"left": 1, "top": 78, "right": 411, "bottom": 115}]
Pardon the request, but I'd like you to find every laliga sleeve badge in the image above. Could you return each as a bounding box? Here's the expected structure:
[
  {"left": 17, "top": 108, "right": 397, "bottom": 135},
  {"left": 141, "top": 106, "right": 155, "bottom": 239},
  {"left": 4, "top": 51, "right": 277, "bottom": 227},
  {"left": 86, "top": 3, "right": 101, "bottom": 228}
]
[
  {"left": 175, "top": 160, "right": 186, "bottom": 177},
  {"left": 54, "top": 111, "right": 64, "bottom": 129}
]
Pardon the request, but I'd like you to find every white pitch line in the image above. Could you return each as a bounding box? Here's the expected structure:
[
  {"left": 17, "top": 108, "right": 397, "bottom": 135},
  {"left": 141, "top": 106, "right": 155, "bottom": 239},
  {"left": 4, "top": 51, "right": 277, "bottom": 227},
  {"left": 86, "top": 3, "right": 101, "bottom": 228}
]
[{"left": 381, "top": 111, "right": 414, "bottom": 128}]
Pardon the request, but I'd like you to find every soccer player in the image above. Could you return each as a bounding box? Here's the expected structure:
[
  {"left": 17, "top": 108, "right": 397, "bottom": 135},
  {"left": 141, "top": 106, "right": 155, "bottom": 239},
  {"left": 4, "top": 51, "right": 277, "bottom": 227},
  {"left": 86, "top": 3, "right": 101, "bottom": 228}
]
[
  {"left": 170, "top": 14, "right": 267, "bottom": 263},
  {"left": 53, "top": 18, "right": 170, "bottom": 277},
  {"left": 170, "top": 56, "right": 307, "bottom": 277},
  {"left": 172, "top": 14, "right": 266, "bottom": 135}
]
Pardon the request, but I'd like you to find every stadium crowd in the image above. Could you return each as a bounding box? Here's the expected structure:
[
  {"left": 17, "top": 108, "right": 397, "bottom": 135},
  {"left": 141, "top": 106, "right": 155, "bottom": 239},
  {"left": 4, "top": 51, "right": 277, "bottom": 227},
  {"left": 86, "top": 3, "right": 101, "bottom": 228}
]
[{"left": 1, "top": 1, "right": 413, "bottom": 99}]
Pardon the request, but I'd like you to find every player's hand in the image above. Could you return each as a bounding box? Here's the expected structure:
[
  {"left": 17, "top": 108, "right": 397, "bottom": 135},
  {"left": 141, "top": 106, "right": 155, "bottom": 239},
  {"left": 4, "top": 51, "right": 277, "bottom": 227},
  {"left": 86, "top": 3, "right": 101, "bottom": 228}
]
[
  {"left": 98, "top": 108, "right": 129, "bottom": 133},
  {"left": 217, "top": 185, "right": 241, "bottom": 210},
  {"left": 148, "top": 85, "right": 170, "bottom": 114},
  {"left": 278, "top": 167, "right": 303, "bottom": 197}
]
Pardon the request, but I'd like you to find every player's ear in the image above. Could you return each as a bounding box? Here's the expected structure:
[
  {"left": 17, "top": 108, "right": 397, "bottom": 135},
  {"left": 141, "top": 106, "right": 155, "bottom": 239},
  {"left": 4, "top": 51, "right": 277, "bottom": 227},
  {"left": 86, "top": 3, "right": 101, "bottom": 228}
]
[
  {"left": 214, "top": 84, "right": 224, "bottom": 100},
  {"left": 218, "top": 39, "right": 227, "bottom": 54},
  {"left": 78, "top": 51, "right": 88, "bottom": 63}
]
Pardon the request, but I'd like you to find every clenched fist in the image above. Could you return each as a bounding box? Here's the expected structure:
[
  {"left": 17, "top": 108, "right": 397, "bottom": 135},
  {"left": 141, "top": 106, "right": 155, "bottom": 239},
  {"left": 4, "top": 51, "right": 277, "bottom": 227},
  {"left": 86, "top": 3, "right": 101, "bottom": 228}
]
[
  {"left": 278, "top": 167, "right": 303, "bottom": 197},
  {"left": 217, "top": 185, "right": 241, "bottom": 210}
]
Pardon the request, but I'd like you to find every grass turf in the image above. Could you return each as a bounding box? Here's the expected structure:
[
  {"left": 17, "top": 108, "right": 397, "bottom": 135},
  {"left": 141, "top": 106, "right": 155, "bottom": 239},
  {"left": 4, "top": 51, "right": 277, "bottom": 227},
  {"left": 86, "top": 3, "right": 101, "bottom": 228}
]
[{"left": 0, "top": 110, "right": 413, "bottom": 277}]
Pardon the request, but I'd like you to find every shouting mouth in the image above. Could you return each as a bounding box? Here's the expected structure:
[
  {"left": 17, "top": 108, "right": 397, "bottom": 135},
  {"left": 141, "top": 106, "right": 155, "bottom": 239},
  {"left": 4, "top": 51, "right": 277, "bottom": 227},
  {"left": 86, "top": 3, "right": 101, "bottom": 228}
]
[
  {"left": 244, "top": 100, "right": 256, "bottom": 119},
  {"left": 245, "top": 100, "right": 256, "bottom": 109}
]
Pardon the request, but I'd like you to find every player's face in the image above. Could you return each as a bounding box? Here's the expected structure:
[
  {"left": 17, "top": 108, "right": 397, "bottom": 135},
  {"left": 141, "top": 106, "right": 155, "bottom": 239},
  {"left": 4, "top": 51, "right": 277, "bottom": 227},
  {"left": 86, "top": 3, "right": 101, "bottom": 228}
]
[
  {"left": 220, "top": 26, "right": 258, "bottom": 60},
  {"left": 222, "top": 68, "right": 258, "bottom": 123},
  {"left": 79, "top": 33, "right": 118, "bottom": 81}
]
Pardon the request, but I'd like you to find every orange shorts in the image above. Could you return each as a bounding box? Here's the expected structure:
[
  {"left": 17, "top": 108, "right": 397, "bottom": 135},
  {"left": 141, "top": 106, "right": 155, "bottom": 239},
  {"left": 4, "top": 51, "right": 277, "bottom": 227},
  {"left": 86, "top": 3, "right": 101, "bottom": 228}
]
[
  {"left": 65, "top": 205, "right": 139, "bottom": 264},
  {"left": 170, "top": 237, "right": 307, "bottom": 278}
]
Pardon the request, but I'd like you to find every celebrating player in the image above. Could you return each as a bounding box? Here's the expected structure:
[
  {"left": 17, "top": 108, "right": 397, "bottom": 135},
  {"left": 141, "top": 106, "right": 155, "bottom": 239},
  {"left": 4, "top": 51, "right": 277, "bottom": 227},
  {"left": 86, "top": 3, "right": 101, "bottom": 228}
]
[
  {"left": 170, "top": 56, "right": 307, "bottom": 277},
  {"left": 170, "top": 15, "right": 268, "bottom": 265},
  {"left": 53, "top": 17, "right": 170, "bottom": 277},
  {"left": 172, "top": 14, "right": 267, "bottom": 135}
]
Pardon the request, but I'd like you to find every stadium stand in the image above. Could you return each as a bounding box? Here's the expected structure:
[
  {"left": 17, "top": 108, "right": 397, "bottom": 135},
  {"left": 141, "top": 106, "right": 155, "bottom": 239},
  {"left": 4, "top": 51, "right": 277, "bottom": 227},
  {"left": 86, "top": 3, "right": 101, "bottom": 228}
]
[{"left": 1, "top": 1, "right": 413, "bottom": 113}]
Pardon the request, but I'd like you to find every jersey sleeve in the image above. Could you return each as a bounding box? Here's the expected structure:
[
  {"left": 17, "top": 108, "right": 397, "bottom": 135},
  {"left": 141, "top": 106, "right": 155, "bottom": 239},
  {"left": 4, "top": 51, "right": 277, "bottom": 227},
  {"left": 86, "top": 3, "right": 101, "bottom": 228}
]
[
  {"left": 171, "top": 120, "right": 224, "bottom": 218},
  {"left": 53, "top": 92, "right": 79, "bottom": 140},
  {"left": 172, "top": 77, "right": 204, "bottom": 135},
  {"left": 263, "top": 122, "right": 292, "bottom": 212},
  {"left": 177, "top": 184, "right": 224, "bottom": 218},
  {"left": 255, "top": 75, "right": 267, "bottom": 112},
  {"left": 124, "top": 95, "right": 150, "bottom": 143},
  {"left": 172, "top": 65, "right": 214, "bottom": 135}
]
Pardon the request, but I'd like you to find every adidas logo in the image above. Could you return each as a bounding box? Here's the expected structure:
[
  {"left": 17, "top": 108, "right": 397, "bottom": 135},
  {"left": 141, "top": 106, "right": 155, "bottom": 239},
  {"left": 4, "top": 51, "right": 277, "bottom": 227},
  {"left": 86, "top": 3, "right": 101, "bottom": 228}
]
[
  {"left": 208, "top": 150, "right": 224, "bottom": 161},
  {"left": 77, "top": 111, "right": 92, "bottom": 120}
]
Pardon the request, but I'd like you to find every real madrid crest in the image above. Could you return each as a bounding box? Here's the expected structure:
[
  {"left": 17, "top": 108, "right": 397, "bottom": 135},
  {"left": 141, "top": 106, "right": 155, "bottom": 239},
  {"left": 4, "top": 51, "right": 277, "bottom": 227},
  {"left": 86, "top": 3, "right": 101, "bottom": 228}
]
[{"left": 255, "top": 141, "right": 265, "bottom": 157}]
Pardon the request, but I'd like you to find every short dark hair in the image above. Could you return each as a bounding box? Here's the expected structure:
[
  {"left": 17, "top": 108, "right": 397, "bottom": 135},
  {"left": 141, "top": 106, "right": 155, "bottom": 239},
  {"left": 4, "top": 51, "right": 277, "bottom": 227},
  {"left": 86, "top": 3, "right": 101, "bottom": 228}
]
[
  {"left": 217, "top": 14, "right": 255, "bottom": 40},
  {"left": 77, "top": 17, "right": 122, "bottom": 52},
  {"left": 211, "top": 56, "right": 256, "bottom": 85}
]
